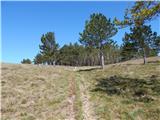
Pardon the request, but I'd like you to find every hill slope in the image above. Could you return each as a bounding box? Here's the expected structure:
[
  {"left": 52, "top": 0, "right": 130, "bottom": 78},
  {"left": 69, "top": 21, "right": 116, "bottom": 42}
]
[{"left": 1, "top": 57, "right": 160, "bottom": 120}]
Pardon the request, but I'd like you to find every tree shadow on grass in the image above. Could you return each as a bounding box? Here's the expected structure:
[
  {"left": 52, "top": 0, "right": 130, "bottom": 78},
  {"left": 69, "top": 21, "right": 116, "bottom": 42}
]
[
  {"left": 147, "top": 60, "right": 160, "bottom": 64},
  {"left": 92, "top": 75, "right": 160, "bottom": 102},
  {"left": 78, "top": 67, "right": 101, "bottom": 72}
]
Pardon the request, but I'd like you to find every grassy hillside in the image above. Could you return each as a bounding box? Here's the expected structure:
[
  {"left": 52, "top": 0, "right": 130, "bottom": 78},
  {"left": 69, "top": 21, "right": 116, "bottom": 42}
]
[
  {"left": 1, "top": 57, "right": 160, "bottom": 120},
  {"left": 1, "top": 64, "right": 80, "bottom": 120},
  {"left": 78, "top": 57, "right": 160, "bottom": 120}
]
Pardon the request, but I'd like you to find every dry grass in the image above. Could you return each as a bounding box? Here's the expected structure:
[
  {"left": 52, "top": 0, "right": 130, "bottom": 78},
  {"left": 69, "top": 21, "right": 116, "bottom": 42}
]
[
  {"left": 1, "top": 57, "right": 160, "bottom": 120},
  {"left": 119, "top": 56, "right": 160, "bottom": 65},
  {"left": 77, "top": 57, "right": 160, "bottom": 120},
  {"left": 1, "top": 64, "right": 75, "bottom": 120}
]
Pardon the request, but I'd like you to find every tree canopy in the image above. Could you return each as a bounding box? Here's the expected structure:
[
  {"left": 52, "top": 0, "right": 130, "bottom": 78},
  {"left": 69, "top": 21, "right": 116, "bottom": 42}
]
[
  {"left": 79, "top": 13, "right": 117, "bottom": 68},
  {"left": 39, "top": 32, "right": 59, "bottom": 65},
  {"left": 31, "top": 9, "right": 159, "bottom": 66},
  {"left": 121, "top": 24, "right": 158, "bottom": 64},
  {"left": 114, "top": 1, "right": 160, "bottom": 28}
]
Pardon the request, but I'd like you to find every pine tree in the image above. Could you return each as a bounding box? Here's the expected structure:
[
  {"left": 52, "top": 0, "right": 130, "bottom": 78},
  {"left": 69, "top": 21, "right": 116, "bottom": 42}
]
[
  {"left": 122, "top": 25, "right": 157, "bottom": 64},
  {"left": 79, "top": 13, "right": 117, "bottom": 69},
  {"left": 155, "top": 36, "right": 160, "bottom": 53},
  {"left": 114, "top": 1, "right": 160, "bottom": 28},
  {"left": 121, "top": 32, "right": 138, "bottom": 61},
  {"left": 39, "top": 32, "right": 59, "bottom": 65},
  {"left": 33, "top": 53, "right": 44, "bottom": 64}
]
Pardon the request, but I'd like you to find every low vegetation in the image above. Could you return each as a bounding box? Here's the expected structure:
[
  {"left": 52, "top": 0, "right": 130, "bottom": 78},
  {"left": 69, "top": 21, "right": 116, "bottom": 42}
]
[
  {"left": 21, "top": 59, "right": 32, "bottom": 64},
  {"left": 1, "top": 64, "right": 78, "bottom": 120},
  {"left": 2, "top": 57, "right": 160, "bottom": 120},
  {"left": 78, "top": 57, "right": 160, "bottom": 120}
]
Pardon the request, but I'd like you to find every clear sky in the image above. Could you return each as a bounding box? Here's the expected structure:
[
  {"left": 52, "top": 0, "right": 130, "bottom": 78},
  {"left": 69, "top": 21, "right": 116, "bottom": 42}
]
[{"left": 2, "top": 1, "right": 160, "bottom": 63}]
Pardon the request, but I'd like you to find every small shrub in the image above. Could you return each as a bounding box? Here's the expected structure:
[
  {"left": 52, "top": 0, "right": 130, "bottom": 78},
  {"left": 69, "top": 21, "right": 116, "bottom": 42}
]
[
  {"left": 93, "top": 75, "right": 160, "bottom": 102},
  {"left": 134, "top": 88, "right": 148, "bottom": 97},
  {"left": 21, "top": 59, "right": 32, "bottom": 64}
]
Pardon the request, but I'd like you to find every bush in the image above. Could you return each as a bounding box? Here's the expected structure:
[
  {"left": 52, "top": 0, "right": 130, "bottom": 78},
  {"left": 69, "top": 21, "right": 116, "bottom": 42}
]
[
  {"left": 21, "top": 59, "right": 32, "bottom": 64},
  {"left": 93, "top": 75, "right": 159, "bottom": 102}
]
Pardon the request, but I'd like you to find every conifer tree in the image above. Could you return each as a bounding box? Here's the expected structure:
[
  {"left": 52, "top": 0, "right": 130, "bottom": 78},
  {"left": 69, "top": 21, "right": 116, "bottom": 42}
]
[
  {"left": 80, "top": 13, "right": 117, "bottom": 69},
  {"left": 122, "top": 25, "right": 157, "bottom": 64},
  {"left": 39, "top": 32, "right": 59, "bottom": 65}
]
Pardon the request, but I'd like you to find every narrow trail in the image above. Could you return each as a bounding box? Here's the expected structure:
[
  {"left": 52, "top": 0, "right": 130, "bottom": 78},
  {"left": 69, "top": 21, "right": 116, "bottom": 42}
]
[
  {"left": 77, "top": 73, "right": 96, "bottom": 120},
  {"left": 66, "top": 68, "right": 96, "bottom": 120},
  {"left": 66, "top": 73, "right": 76, "bottom": 120}
]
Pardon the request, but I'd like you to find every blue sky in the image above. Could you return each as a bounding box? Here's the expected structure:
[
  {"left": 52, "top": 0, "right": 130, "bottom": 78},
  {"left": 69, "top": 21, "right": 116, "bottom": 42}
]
[{"left": 2, "top": 1, "right": 160, "bottom": 63}]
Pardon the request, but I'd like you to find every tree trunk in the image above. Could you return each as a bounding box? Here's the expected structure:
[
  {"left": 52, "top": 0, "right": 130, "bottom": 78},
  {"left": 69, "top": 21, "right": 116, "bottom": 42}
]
[
  {"left": 143, "top": 54, "right": 146, "bottom": 64},
  {"left": 100, "top": 50, "right": 104, "bottom": 69},
  {"left": 143, "top": 48, "right": 147, "bottom": 64},
  {"left": 53, "top": 61, "right": 55, "bottom": 66}
]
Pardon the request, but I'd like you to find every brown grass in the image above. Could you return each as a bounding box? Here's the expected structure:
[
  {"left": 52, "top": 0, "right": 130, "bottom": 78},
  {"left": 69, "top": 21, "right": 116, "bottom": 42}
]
[
  {"left": 1, "top": 64, "right": 73, "bottom": 120},
  {"left": 77, "top": 57, "right": 160, "bottom": 120},
  {"left": 1, "top": 57, "right": 160, "bottom": 120}
]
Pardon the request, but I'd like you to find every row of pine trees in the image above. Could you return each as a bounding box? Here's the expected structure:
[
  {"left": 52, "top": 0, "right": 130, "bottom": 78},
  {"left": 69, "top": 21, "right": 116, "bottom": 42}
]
[
  {"left": 33, "top": 40, "right": 121, "bottom": 66},
  {"left": 22, "top": 1, "right": 160, "bottom": 68}
]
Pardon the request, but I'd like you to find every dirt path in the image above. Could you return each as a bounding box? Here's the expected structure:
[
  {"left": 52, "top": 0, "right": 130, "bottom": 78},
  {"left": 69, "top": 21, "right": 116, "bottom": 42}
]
[
  {"left": 66, "top": 69, "right": 96, "bottom": 120},
  {"left": 66, "top": 73, "right": 76, "bottom": 120},
  {"left": 78, "top": 73, "right": 96, "bottom": 120}
]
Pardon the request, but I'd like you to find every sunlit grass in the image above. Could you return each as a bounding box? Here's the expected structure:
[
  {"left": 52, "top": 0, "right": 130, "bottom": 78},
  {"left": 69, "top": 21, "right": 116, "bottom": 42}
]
[
  {"left": 2, "top": 57, "right": 160, "bottom": 120},
  {"left": 78, "top": 59, "right": 160, "bottom": 120},
  {"left": 2, "top": 64, "right": 71, "bottom": 120}
]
